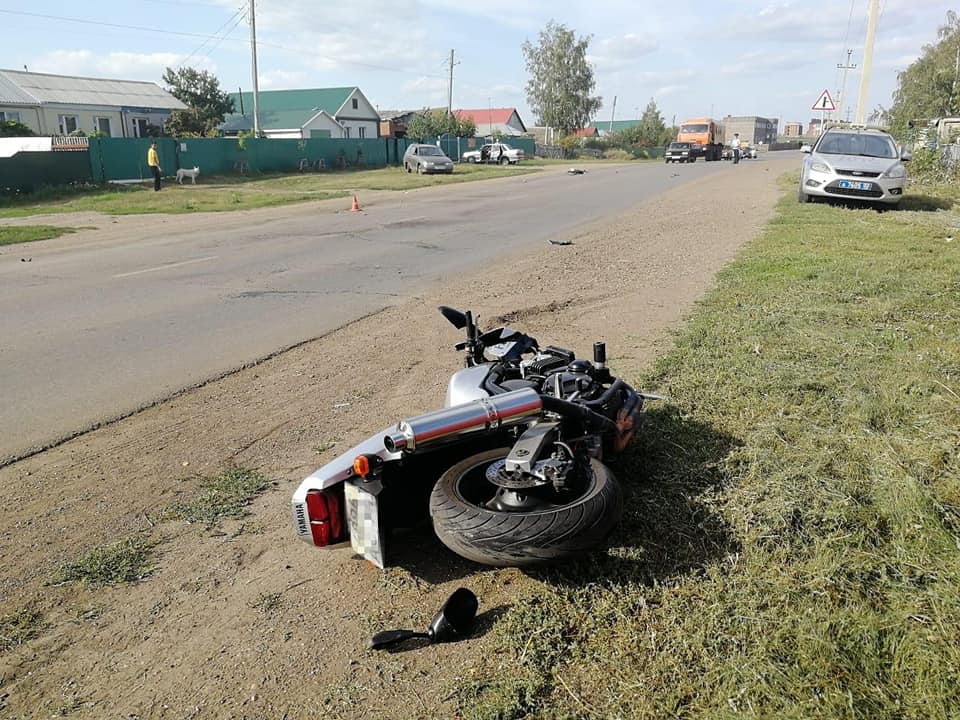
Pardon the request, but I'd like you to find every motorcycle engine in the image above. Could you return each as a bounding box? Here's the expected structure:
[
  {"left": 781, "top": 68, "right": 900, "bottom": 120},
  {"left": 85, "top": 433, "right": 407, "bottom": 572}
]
[{"left": 542, "top": 360, "right": 601, "bottom": 401}]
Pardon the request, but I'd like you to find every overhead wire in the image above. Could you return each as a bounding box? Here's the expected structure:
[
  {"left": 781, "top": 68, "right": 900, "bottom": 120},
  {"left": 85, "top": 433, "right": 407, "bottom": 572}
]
[
  {"left": 0, "top": 8, "right": 452, "bottom": 81},
  {"left": 177, "top": 4, "right": 246, "bottom": 67}
]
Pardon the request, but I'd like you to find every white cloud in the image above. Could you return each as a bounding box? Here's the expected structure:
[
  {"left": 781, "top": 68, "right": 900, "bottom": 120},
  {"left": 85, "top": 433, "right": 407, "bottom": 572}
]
[
  {"left": 31, "top": 50, "right": 214, "bottom": 81},
  {"left": 588, "top": 33, "right": 659, "bottom": 72},
  {"left": 258, "top": 69, "right": 309, "bottom": 89}
]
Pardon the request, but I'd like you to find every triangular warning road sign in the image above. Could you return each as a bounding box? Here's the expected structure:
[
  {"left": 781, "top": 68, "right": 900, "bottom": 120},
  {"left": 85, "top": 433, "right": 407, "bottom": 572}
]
[{"left": 812, "top": 89, "right": 836, "bottom": 112}]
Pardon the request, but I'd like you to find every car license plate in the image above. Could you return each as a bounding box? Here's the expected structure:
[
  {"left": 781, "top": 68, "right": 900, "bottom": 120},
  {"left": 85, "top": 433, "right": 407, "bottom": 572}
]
[{"left": 839, "top": 180, "right": 873, "bottom": 190}]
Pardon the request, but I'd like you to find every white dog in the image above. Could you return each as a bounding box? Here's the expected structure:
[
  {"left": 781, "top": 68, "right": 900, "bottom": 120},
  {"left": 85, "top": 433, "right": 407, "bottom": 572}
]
[{"left": 176, "top": 166, "right": 200, "bottom": 185}]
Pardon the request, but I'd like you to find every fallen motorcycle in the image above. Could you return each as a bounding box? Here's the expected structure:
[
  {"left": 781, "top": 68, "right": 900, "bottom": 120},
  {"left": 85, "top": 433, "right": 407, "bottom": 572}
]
[{"left": 291, "top": 306, "right": 649, "bottom": 568}]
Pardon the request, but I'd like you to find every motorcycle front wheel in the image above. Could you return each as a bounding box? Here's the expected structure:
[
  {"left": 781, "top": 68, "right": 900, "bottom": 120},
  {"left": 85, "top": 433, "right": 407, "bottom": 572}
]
[{"left": 429, "top": 447, "right": 622, "bottom": 567}]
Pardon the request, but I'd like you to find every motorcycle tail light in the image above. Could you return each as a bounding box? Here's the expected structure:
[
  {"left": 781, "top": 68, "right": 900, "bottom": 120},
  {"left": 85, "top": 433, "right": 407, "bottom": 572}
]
[{"left": 305, "top": 488, "right": 345, "bottom": 547}]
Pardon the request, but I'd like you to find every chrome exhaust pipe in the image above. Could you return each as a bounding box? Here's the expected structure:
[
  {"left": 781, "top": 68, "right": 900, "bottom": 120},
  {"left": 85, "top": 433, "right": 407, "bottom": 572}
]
[{"left": 384, "top": 388, "right": 542, "bottom": 454}]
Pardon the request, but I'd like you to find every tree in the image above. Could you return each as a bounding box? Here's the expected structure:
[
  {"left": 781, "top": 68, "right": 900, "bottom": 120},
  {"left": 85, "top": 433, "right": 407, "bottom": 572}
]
[
  {"left": 522, "top": 20, "right": 602, "bottom": 135},
  {"left": 888, "top": 11, "right": 960, "bottom": 138},
  {"left": 406, "top": 110, "right": 476, "bottom": 139},
  {"left": 162, "top": 66, "right": 234, "bottom": 136}
]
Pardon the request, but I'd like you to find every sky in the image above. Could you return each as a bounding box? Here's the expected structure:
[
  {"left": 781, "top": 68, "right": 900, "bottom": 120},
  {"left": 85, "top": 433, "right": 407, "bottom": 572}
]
[{"left": 0, "top": 0, "right": 955, "bottom": 130}]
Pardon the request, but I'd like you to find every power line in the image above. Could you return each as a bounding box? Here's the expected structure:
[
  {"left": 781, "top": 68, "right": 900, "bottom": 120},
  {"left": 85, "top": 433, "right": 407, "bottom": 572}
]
[
  {"left": 0, "top": 8, "right": 452, "bottom": 81},
  {"left": 178, "top": 5, "right": 246, "bottom": 67}
]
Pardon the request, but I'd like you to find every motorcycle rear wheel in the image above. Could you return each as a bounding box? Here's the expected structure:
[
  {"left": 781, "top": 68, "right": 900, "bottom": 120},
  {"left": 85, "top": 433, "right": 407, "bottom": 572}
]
[{"left": 429, "top": 447, "right": 622, "bottom": 567}]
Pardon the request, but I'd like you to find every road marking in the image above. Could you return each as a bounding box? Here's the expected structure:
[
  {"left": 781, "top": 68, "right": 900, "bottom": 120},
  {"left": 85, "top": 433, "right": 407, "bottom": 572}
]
[{"left": 113, "top": 255, "right": 217, "bottom": 278}]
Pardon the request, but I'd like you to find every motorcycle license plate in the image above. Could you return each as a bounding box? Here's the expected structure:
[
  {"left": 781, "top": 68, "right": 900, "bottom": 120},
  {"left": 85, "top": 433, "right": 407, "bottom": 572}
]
[{"left": 839, "top": 180, "right": 873, "bottom": 190}]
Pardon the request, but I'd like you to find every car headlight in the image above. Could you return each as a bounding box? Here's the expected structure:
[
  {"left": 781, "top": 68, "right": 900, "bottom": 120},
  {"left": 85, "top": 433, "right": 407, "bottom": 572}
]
[
  {"left": 423, "top": 162, "right": 434, "bottom": 167},
  {"left": 884, "top": 163, "right": 906, "bottom": 179},
  {"left": 810, "top": 161, "right": 831, "bottom": 173}
]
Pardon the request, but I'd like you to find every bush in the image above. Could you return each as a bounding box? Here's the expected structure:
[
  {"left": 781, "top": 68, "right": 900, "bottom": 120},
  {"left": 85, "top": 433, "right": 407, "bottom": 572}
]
[
  {"left": 909, "top": 146, "right": 960, "bottom": 184},
  {"left": 601, "top": 148, "right": 634, "bottom": 161},
  {"left": 0, "top": 120, "right": 35, "bottom": 137}
]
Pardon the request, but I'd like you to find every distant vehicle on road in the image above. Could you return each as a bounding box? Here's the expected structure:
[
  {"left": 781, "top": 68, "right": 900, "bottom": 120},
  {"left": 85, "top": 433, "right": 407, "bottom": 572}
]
[
  {"left": 462, "top": 142, "right": 524, "bottom": 165},
  {"left": 798, "top": 127, "right": 910, "bottom": 206},
  {"left": 665, "top": 142, "right": 695, "bottom": 163},
  {"left": 403, "top": 144, "right": 455, "bottom": 174},
  {"left": 677, "top": 117, "right": 725, "bottom": 161}
]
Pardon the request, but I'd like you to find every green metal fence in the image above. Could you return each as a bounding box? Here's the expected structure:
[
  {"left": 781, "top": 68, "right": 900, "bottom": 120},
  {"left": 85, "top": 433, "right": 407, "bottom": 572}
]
[
  {"left": 0, "top": 150, "right": 92, "bottom": 193},
  {"left": 2, "top": 133, "right": 541, "bottom": 194}
]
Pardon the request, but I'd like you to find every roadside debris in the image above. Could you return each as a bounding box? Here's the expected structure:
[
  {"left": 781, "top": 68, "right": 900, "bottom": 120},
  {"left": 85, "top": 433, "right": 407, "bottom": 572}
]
[
  {"left": 548, "top": 239, "right": 574, "bottom": 246},
  {"left": 369, "top": 588, "right": 478, "bottom": 651},
  {"left": 567, "top": 168, "right": 587, "bottom": 175}
]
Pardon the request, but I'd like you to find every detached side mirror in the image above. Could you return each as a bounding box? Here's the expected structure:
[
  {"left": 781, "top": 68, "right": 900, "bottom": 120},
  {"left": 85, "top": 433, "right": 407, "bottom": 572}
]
[{"left": 900, "top": 149, "right": 912, "bottom": 161}]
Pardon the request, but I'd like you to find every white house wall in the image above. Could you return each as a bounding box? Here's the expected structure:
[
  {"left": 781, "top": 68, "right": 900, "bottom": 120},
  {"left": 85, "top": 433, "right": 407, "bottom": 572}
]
[
  {"left": 38, "top": 105, "right": 124, "bottom": 136},
  {"left": 301, "top": 112, "right": 344, "bottom": 139},
  {"left": 335, "top": 89, "right": 380, "bottom": 139}
]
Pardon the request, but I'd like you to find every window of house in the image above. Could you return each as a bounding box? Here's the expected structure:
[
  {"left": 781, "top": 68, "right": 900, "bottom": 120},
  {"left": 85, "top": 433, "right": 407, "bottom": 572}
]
[
  {"left": 58, "top": 114, "right": 79, "bottom": 134},
  {"left": 358, "top": 126, "right": 365, "bottom": 138},
  {"left": 0, "top": 110, "right": 22, "bottom": 123},
  {"left": 94, "top": 117, "right": 112, "bottom": 136},
  {"left": 132, "top": 117, "right": 149, "bottom": 138},
  {"left": 352, "top": 98, "right": 359, "bottom": 110},
  {"left": 344, "top": 126, "right": 351, "bottom": 138}
]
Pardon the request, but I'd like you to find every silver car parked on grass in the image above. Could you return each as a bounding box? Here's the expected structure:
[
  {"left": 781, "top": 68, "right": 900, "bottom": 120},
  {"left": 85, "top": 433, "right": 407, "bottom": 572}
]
[
  {"left": 798, "top": 127, "right": 910, "bottom": 206},
  {"left": 403, "top": 144, "right": 455, "bottom": 174}
]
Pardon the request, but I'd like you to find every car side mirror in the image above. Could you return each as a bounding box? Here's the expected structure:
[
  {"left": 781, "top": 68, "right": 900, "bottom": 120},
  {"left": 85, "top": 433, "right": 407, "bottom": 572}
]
[
  {"left": 900, "top": 149, "right": 912, "bottom": 161},
  {"left": 801, "top": 144, "right": 812, "bottom": 153}
]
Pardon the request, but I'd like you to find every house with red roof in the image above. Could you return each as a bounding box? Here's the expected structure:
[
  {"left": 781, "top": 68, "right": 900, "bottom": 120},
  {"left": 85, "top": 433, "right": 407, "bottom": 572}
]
[{"left": 453, "top": 108, "right": 528, "bottom": 137}]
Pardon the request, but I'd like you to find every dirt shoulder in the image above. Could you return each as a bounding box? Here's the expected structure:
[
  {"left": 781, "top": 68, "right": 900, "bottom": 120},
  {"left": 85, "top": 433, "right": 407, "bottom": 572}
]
[{"left": 0, "top": 156, "right": 796, "bottom": 719}]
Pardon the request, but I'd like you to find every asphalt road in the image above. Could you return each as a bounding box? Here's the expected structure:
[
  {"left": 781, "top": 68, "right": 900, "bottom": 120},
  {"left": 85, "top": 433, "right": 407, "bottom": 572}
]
[{"left": 0, "top": 159, "right": 752, "bottom": 461}]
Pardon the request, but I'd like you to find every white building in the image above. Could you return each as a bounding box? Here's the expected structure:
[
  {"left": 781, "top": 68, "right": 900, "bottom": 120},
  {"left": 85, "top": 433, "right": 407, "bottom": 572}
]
[
  {"left": 0, "top": 69, "right": 186, "bottom": 137},
  {"left": 222, "top": 87, "right": 380, "bottom": 139}
]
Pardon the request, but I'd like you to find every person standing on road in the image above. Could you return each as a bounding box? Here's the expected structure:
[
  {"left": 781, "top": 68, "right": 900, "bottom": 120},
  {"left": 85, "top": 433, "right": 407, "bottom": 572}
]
[
  {"left": 731, "top": 133, "right": 741, "bottom": 165},
  {"left": 147, "top": 142, "right": 162, "bottom": 191}
]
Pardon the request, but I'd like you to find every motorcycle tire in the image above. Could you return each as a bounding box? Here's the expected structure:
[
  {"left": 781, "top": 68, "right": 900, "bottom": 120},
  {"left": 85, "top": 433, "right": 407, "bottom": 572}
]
[{"left": 429, "top": 447, "right": 622, "bottom": 567}]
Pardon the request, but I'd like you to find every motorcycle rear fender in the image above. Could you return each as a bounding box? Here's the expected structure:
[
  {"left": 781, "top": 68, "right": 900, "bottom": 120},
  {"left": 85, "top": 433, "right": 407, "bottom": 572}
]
[{"left": 291, "top": 427, "right": 400, "bottom": 561}]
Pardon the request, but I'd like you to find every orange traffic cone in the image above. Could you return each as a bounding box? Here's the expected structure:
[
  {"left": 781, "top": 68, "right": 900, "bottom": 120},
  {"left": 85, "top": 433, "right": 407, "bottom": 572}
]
[{"left": 350, "top": 194, "right": 362, "bottom": 212}]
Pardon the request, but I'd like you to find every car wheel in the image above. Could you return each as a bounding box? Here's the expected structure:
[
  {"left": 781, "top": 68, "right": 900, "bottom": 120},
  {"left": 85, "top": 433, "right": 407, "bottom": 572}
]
[
  {"left": 499, "top": 156, "right": 510, "bottom": 165},
  {"left": 798, "top": 184, "right": 813, "bottom": 203},
  {"left": 405, "top": 163, "right": 412, "bottom": 173},
  {"left": 416, "top": 163, "right": 424, "bottom": 174}
]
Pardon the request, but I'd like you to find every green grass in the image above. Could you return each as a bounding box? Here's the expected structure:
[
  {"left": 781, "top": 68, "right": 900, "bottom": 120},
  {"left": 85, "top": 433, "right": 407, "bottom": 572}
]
[
  {"left": 58, "top": 535, "right": 157, "bottom": 587},
  {"left": 0, "top": 224, "right": 77, "bottom": 245},
  {"left": 166, "top": 467, "right": 269, "bottom": 526},
  {"left": 457, "top": 180, "right": 960, "bottom": 720},
  {"left": 0, "top": 608, "right": 46, "bottom": 652},
  {"left": 0, "top": 164, "right": 536, "bottom": 218}
]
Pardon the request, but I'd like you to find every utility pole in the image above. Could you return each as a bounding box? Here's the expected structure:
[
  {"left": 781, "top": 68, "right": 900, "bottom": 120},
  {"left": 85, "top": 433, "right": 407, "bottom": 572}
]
[
  {"left": 855, "top": 0, "right": 879, "bottom": 125},
  {"left": 608, "top": 95, "right": 617, "bottom": 133},
  {"left": 249, "top": 0, "right": 260, "bottom": 135},
  {"left": 836, "top": 49, "right": 856, "bottom": 124},
  {"left": 446, "top": 49, "right": 459, "bottom": 117}
]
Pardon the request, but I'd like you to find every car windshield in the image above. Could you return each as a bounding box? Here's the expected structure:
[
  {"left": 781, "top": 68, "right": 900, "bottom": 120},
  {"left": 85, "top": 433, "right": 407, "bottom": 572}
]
[
  {"left": 680, "top": 124, "right": 708, "bottom": 133},
  {"left": 418, "top": 146, "right": 444, "bottom": 156},
  {"left": 669, "top": 143, "right": 690, "bottom": 149},
  {"left": 816, "top": 133, "right": 897, "bottom": 159}
]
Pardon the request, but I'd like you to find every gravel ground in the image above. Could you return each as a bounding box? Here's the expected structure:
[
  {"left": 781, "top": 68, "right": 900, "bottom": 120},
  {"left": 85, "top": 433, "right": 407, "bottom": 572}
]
[{"left": 0, "top": 155, "right": 796, "bottom": 719}]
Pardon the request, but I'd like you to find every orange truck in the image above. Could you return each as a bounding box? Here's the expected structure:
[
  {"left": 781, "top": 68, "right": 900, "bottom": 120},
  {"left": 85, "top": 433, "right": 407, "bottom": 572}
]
[{"left": 677, "top": 117, "right": 725, "bottom": 161}]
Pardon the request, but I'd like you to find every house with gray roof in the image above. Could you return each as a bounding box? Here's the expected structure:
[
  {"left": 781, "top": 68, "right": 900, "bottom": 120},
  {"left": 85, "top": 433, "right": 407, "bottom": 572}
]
[
  {"left": 0, "top": 69, "right": 186, "bottom": 137},
  {"left": 222, "top": 87, "right": 380, "bottom": 139}
]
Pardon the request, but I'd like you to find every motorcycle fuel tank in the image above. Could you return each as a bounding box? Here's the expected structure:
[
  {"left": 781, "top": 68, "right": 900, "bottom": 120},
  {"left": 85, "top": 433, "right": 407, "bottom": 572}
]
[{"left": 445, "top": 364, "right": 492, "bottom": 406}]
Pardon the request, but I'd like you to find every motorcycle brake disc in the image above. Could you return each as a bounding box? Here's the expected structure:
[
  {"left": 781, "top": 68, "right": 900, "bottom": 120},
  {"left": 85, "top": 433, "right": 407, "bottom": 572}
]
[{"left": 485, "top": 459, "right": 549, "bottom": 490}]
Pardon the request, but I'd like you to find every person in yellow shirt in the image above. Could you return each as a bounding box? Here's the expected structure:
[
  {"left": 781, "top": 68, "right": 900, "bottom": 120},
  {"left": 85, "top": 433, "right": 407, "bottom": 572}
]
[{"left": 147, "top": 142, "right": 162, "bottom": 191}]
